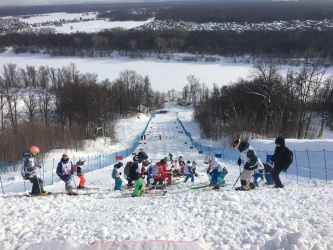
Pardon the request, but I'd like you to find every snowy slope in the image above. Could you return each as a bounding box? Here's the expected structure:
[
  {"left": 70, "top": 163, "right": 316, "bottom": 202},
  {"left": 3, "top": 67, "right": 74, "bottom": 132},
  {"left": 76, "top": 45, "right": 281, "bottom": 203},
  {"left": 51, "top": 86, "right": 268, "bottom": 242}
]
[{"left": 0, "top": 103, "right": 333, "bottom": 250}]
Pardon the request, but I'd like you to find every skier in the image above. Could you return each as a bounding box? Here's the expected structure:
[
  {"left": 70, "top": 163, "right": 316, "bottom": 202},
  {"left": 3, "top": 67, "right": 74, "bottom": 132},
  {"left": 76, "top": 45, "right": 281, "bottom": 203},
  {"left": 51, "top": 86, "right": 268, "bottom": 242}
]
[
  {"left": 184, "top": 160, "right": 194, "bottom": 183},
  {"left": 270, "top": 137, "right": 293, "bottom": 188},
  {"left": 253, "top": 158, "right": 265, "bottom": 187},
  {"left": 112, "top": 162, "right": 123, "bottom": 191},
  {"left": 76, "top": 158, "right": 86, "bottom": 189},
  {"left": 179, "top": 160, "right": 186, "bottom": 175},
  {"left": 21, "top": 146, "right": 49, "bottom": 196},
  {"left": 168, "top": 152, "right": 173, "bottom": 161},
  {"left": 204, "top": 155, "right": 228, "bottom": 189},
  {"left": 233, "top": 139, "right": 258, "bottom": 191},
  {"left": 129, "top": 151, "right": 149, "bottom": 197},
  {"left": 56, "top": 153, "right": 77, "bottom": 195},
  {"left": 144, "top": 159, "right": 154, "bottom": 185}
]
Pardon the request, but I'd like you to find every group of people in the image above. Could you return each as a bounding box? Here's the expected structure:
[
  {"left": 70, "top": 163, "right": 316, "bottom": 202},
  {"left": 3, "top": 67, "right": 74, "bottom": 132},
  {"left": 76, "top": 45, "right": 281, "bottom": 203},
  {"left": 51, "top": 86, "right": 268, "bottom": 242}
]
[
  {"left": 21, "top": 147, "right": 87, "bottom": 196},
  {"left": 232, "top": 136, "right": 293, "bottom": 191},
  {"left": 21, "top": 135, "right": 292, "bottom": 196}
]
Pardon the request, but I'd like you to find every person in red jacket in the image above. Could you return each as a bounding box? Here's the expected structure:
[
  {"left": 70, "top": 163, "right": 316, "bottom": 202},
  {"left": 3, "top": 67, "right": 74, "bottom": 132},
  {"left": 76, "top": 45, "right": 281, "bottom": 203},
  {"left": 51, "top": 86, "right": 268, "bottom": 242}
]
[
  {"left": 152, "top": 159, "right": 166, "bottom": 186},
  {"left": 159, "top": 156, "right": 172, "bottom": 184}
]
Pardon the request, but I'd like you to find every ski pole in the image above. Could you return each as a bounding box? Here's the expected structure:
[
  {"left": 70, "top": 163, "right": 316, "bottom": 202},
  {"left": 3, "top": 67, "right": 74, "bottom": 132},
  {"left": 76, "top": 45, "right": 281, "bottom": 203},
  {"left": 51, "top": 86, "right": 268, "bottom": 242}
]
[
  {"left": 72, "top": 175, "right": 79, "bottom": 194},
  {"left": 142, "top": 177, "right": 153, "bottom": 199},
  {"left": 232, "top": 172, "right": 242, "bottom": 189}
]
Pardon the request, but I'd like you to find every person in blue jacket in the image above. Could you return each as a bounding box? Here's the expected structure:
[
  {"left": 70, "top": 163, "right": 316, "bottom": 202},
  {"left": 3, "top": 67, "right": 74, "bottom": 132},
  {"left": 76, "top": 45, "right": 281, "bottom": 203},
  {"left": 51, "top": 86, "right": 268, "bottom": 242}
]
[
  {"left": 56, "top": 153, "right": 77, "bottom": 195},
  {"left": 184, "top": 160, "right": 195, "bottom": 183}
]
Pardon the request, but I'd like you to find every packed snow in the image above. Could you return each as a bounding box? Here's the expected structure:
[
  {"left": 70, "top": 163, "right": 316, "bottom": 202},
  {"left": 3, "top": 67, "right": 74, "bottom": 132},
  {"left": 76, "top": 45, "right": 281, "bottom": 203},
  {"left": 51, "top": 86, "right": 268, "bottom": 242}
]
[{"left": 0, "top": 102, "right": 333, "bottom": 250}]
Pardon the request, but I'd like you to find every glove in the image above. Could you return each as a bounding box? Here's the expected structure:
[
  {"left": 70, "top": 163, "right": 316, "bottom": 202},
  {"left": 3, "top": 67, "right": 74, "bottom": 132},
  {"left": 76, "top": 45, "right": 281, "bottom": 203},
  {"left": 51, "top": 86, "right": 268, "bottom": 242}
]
[
  {"left": 206, "top": 170, "right": 210, "bottom": 174},
  {"left": 244, "top": 163, "right": 250, "bottom": 170},
  {"left": 119, "top": 172, "right": 122, "bottom": 175},
  {"left": 70, "top": 171, "right": 74, "bottom": 175},
  {"left": 237, "top": 158, "right": 242, "bottom": 166}
]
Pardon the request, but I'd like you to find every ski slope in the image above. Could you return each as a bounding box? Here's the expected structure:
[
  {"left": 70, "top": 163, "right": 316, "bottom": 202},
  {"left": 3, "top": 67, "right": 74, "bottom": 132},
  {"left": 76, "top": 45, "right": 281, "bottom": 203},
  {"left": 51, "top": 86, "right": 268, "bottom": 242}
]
[{"left": 0, "top": 104, "right": 333, "bottom": 250}]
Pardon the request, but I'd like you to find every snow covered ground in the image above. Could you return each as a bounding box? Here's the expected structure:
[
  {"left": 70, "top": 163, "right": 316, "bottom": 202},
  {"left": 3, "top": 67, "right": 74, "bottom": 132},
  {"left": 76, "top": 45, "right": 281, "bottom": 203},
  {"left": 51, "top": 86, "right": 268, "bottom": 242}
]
[{"left": 1, "top": 102, "right": 333, "bottom": 250}]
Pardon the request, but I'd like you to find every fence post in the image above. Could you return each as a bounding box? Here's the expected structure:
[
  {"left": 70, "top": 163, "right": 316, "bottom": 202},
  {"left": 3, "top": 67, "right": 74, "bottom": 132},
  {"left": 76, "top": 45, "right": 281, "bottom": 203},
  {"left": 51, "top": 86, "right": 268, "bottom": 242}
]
[
  {"left": 0, "top": 176, "right": 4, "bottom": 194},
  {"left": 323, "top": 149, "right": 327, "bottom": 181},
  {"left": 306, "top": 149, "right": 311, "bottom": 180},
  {"left": 294, "top": 150, "right": 298, "bottom": 181},
  {"left": 52, "top": 158, "right": 54, "bottom": 184}
]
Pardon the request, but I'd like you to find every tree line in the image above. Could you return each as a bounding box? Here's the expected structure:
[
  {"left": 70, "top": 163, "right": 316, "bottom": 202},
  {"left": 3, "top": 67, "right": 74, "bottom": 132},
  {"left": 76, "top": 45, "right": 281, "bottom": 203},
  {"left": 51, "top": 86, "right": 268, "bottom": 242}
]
[
  {"left": 181, "top": 61, "right": 333, "bottom": 141},
  {"left": 2, "top": 29, "right": 333, "bottom": 62},
  {"left": 0, "top": 63, "right": 165, "bottom": 163}
]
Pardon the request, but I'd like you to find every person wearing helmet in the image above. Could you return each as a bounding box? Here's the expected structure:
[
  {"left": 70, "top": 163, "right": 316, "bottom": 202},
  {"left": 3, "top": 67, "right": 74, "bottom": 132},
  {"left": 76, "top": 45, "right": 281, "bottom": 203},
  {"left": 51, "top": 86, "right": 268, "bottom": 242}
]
[
  {"left": 112, "top": 162, "right": 123, "bottom": 191},
  {"left": 56, "top": 153, "right": 77, "bottom": 195},
  {"left": 142, "top": 159, "right": 153, "bottom": 185},
  {"left": 130, "top": 151, "right": 149, "bottom": 197},
  {"left": 204, "top": 155, "right": 228, "bottom": 189},
  {"left": 76, "top": 158, "right": 86, "bottom": 189},
  {"left": 233, "top": 139, "right": 258, "bottom": 191},
  {"left": 21, "top": 146, "right": 49, "bottom": 196}
]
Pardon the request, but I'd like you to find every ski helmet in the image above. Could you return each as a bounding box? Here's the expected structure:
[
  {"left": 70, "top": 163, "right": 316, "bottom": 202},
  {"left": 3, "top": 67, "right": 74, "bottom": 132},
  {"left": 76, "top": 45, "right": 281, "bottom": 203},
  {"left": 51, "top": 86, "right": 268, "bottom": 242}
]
[
  {"left": 118, "top": 162, "right": 123, "bottom": 167},
  {"left": 79, "top": 157, "right": 85, "bottom": 163},
  {"left": 30, "top": 146, "right": 40, "bottom": 156},
  {"left": 232, "top": 139, "right": 241, "bottom": 149},
  {"left": 204, "top": 155, "right": 212, "bottom": 164},
  {"left": 164, "top": 156, "right": 170, "bottom": 162},
  {"left": 137, "top": 151, "right": 149, "bottom": 162}
]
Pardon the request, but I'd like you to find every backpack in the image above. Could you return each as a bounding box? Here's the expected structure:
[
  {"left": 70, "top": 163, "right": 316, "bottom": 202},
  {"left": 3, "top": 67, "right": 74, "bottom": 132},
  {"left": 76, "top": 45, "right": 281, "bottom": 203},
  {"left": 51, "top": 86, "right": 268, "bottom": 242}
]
[
  {"left": 285, "top": 147, "right": 293, "bottom": 165},
  {"left": 124, "top": 161, "right": 132, "bottom": 177}
]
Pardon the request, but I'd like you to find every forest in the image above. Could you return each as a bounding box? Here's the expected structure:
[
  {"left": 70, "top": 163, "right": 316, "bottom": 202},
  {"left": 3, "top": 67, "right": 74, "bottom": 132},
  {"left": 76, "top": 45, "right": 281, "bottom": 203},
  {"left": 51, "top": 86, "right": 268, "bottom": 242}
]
[
  {"left": 179, "top": 61, "right": 333, "bottom": 141},
  {"left": 0, "top": 63, "right": 165, "bottom": 163}
]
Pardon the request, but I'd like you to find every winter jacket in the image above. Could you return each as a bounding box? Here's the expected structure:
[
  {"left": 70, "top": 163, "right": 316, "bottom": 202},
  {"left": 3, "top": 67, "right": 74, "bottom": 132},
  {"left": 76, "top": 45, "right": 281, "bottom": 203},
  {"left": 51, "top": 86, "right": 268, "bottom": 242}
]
[
  {"left": 21, "top": 151, "right": 39, "bottom": 179},
  {"left": 56, "top": 158, "right": 74, "bottom": 182},
  {"left": 238, "top": 142, "right": 258, "bottom": 170},
  {"left": 184, "top": 164, "right": 193, "bottom": 174},
  {"left": 271, "top": 138, "right": 292, "bottom": 170},
  {"left": 112, "top": 167, "right": 121, "bottom": 179},
  {"left": 76, "top": 161, "right": 84, "bottom": 176},
  {"left": 209, "top": 157, "right": 228, "bottom": 174},
  {"left": 152, "top": 162, "right": 166, "bottom": 179},
  {"left": 129, "top": 161, "right": 142, "bottom": 181}
]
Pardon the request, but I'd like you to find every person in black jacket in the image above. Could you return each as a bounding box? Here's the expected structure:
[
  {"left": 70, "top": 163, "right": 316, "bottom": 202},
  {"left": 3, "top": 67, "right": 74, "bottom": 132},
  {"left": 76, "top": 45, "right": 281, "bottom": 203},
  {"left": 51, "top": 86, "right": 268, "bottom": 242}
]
[{"left": 270, "top": 137, "right": 293, "bottom": 188}]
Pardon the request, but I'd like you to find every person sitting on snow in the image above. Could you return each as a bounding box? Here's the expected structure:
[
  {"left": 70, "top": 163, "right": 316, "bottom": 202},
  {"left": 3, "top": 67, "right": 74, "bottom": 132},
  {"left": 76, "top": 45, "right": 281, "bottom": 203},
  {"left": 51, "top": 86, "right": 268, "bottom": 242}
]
[{"left": 204, "top": 155, "right": 228, "bottom": 189}]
